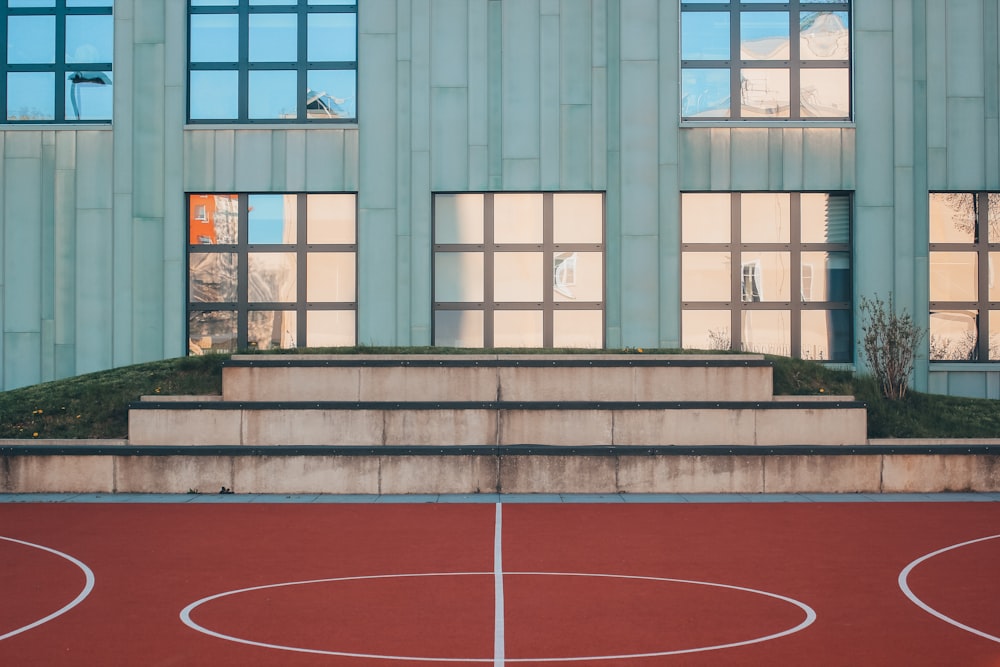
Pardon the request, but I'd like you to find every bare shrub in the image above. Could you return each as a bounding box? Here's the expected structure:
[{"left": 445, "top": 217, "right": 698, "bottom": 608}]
[{"left": 859, "top": 294, "right": 925, "bottom": 400}]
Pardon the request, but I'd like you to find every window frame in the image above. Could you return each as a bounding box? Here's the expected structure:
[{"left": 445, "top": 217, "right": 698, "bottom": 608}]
[
  {"left": 186, "top": 0, "right": 358, "bottom": 124},
  {"left": 432, "top": 192, "right": 606, "bottom": 349},
  {"left": 681, "top": 191, "right": 853, "bottom": 360},
  {"left": 2, "top": 1, "right": 114, "bottom": 124},
  {"left": 680, "top": 0, "right": 852, "bottom": 122},
  {"left": 187, "top": 192, "right": 358, "bottom": 354},
  {"left": 928, "top": 191, "right": 1000, "bottom": 362}
]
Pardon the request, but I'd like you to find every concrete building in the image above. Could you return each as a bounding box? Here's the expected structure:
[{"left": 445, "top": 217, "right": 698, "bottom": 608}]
[{"left": 0, "top": 0, "right": 999, "bottom": 398}]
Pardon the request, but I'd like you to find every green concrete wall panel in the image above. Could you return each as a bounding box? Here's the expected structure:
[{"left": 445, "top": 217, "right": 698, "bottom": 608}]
[
  {"left": 430, "top": 0, "right": 468, "bottom": 87},
  {"left": 234, "top": 131, "right": 273, "bottom": 192},
  {"left": 134, "top": 0, "right": 164, "bottom": 44},
  {"left": 591, "top": 66, "right": 608, "bottom": 189},
  {"left": 659, "top": 164, "right": 680, "bottom": 347},
  {"left": 925, "top": 1, "right": 947, "bottom": 151},
  {"left": 468, "top": 4, "right": 488, "bottom": 151},
  {"left": 928, "top": 147, "right": 947, "bottom": 187},
  {"left": 112, "top": 195, "right": 133, "bottom": 366},
  {"left": 4, "top": 157, "right": 42, "bottom": 331},
  {"left": 410, "top": 0, "right": 431, "bottom": 155},
  {"left": 270, "top": 131, "right": 287, "bottom": 190},
  {"left": 502, "top": 159, "right": 541, "bottom": 189},
  {"left": 283, "top": 130, "right": 307, "bottom": 191},
  {"left": 730, "top": 129, "right": 769, "bottom": 191},
  {"left": 54, "top": 343, "right": 74, "bottom": 381},
  {"left": 4, "top": 332, "right": 40, "bottom": 389},
  {"left": 133, "top": 44, "right": 166, "bottom": 218},
  {"left": 40, "top": 319, "right": 55, "bottom": 381},
  {"left": 55, "top": 132, "right": 76, "bottom": 171},
  {"left": 855, "top": 0, "right": 892, "bottom": 31},
  {"left": 678, "top": 130, "right": 711, "bottom": 191},
  {"left": 854, "top": 205, "right": 895, "bottom": 300},
  {"left": 946, "top": 0, "right": 985, "bottom": 99},
  {"left": 360, "top": 33, "right": 397, "bottom": 206},
  {"left": 364, "top": 0, "right": 397, "bottom": 34},
  {"left": 213, "top": 131, "right": 235, "bottom": 192},
  {"left": 620, "top": 60, "right": 658, "bottom": 235},
  {"left": 540, "top": 13, "right": 560, "bottom": 189},
  {"left": 502, "top": 0, "right": 540, "bottom": 161},
  {"left": 469, "top": 145, "right": 488, "bottom": 190},
  {"left": 410, "top": 150, "right": 432, "bottom": 343},
  {"left": 162, "top": 258, "right": 184, "bottom": 359},
  {"left": 560, "top": 105, "right": 592, "bottom": 189},
  {"left": 75, "top": 209, "right": 113, "bottom": 374},
  {"left": 431, "top": 87, "right": 469, "bottom": 191},
  {"left": 345, "top": 131, "right": 360, "bottom": 192},
  {"left": 131, "top": 218, "right": 165, "bottom": 363},
  {"left": 780, "top": 128, "right": 804, "bottom": 191},
  {"left": 855, "top": 30, "right": 894, "bottom": 207},
  {"left": 358, "top": 208, "right": 396, "bottom": 344},
  {"left": 946, "top": 98, "right": 987, "bottom": 188},
  {"left": 183, "top": 132, "right": 214, "bottom": 191},
  {"left": 767, "top": 129, "right": 784, "bottom": 189},
  {"left": 560, "top": 0, "right": 592, "bottom": 106},
  {"left": 619, "top": 0, "right": 657, "bottom": 61},
  {"left": 76, "top": 132, "right": 114, "bottom": 210},
  {"left": 619, "top": 234, "right": 658, "bottom": 345},
  {"left": 53, "top": 170, "right": 76, "bottom": 346},
  {"left": 841, "top": 130, "right": 856, "bottom": 189},
  {"left": 164, "top": 0, "right": 185, "bottom": 88},
  {"left": 40, "top": 135, "right": 55, "bottom": 323},
  {"left": 709, "top": 128, "right": 731, "bottom": 190},
  {"left": 803, "top": 129, "right": 845, "bottom": 190},
  {"left": 305, "top": 130, "right": 349, "bottom": 192}
]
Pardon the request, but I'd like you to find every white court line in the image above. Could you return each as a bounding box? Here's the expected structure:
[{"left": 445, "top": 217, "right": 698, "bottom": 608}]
[
  {"left": 0, "top": 535, "right": 95, "bottom": 641},
  {"left": 494, "top": 502, "right": 505, "bottom": 667},
  {"left": 898, "top": 533, "right": 1000, "bottom": 644}
]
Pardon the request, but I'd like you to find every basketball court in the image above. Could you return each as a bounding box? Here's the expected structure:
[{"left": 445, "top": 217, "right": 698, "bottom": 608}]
[{"left": 2, "top": 493, "right": 999, "bottom": 666}]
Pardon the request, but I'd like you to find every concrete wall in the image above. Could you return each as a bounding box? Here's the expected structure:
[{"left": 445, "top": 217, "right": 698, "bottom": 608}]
[{"left": 2, "top": 1, "right": 1000, "bottom": 397}]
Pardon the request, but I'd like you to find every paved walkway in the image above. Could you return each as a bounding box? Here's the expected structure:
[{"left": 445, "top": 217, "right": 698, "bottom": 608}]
[{"left": 2, "top": 492, "right": 999, "bottom": 503}]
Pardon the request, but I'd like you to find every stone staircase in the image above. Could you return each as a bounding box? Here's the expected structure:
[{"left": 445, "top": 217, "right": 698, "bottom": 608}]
[{"left": 127, "top": 354, "right": 867, "bottom": 447}]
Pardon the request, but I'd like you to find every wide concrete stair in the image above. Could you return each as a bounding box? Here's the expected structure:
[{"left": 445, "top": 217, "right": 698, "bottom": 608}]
[{"left": 127, "top": 354, "right": 868, "bottom": 447}]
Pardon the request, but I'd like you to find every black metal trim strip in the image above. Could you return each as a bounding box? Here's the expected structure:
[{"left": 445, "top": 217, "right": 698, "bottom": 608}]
[
  {"left": 0, "top": 444, "right": 996, "bottom": 457},
  {"left": 127, "top": 400, "right": 867, "bottom": 410},
  {"left": 223, "top": 357, "right": 775, "bottom": 368}
]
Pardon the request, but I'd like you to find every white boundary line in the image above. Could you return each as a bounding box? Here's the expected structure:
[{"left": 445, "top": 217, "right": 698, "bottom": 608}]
[
  {"left": 0, "top": 535, "right": 95, "bottom": 641},
  {"left": 179, "top": 571, "right": 816, "bottom": 662},
  {"left": 898, "top": 533, "right": 1000, "bottom": 644},
  {"left": 494, "top": 503, "right": 505, "bottom": 667}
]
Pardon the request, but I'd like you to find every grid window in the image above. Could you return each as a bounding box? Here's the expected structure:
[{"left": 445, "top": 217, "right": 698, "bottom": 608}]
[
  {"left": 929, "top": 192, "right": 1000, "bottom": 361},
  {"left": 188, "top": 193, "right": 357, "bottom": 354},
  {"left": 681, "top": 1, "right": 850, "bottom": 121},
  {"left": 188, "top": 0, "right": 357, "bottom": 123},
  {"left": 433, "top": 193, "right": 605, "bottom": 349},
  {"left": 681, "top": 192, "right": 852, "bottom": 360},
  {"left": 3, "top": 0, "right": 113, "bottom": 123}
]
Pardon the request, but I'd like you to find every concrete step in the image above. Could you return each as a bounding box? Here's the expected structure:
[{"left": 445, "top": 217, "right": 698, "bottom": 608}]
[
  {"left": 127, "top": 399, "right": 867, "bottom": 447},
  {"left": 219, "top": 354, "right": 776, "bottom": 403}
]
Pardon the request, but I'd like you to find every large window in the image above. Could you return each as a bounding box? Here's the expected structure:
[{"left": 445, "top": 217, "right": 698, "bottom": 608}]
[
  {"left": 929, "top": 193, "right": 1000, "bottom": 361},
  {"left": 681, "top": 1, "right": 850, "bottom": 120},
  {"left": 681, "top": 192, "right": 852, "bottom": 360},
  {"left": 3, "top": 0, "right": 113, "bottom": 122},
  {"left": 187, "top": 0, "right": 356, "bottom": 123},
  {"left": 188, "top": 193, "right": 356, "bottom": 354},
  {"left": 433, "top": 193, "right": 605, "bottom": 349}
]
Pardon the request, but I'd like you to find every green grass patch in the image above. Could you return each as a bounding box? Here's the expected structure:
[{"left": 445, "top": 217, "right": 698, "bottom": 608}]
[{"left": 0, "top": 348, "right": 997, "bottom": 439}]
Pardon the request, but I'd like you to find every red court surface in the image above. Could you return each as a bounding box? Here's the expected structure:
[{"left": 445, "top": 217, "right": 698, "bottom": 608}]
[{"left": 1, "top": 501, "right": 999, "bottom": 666}]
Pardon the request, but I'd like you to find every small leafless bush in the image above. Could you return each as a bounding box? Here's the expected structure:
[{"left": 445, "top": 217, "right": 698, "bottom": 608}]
[{"left": 859, "top": 294, "right": 925, "bottom": 400}]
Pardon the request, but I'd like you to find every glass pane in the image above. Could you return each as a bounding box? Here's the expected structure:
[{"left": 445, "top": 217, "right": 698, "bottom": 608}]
[
  {"left": 65, "top": 0, "right": 113, "bottom": 4},
  {"left": 190, "top": 0, "right": 237, "bottom": 5},
  {"left": 991, "top": 311, "right": 1000, "bottom": 361},
  {"left": 306, "top": 310, "right": 355, "bottom": 347},
  {"left": 741, "top": 252, "right": 791, "bottom": 301},
  {"left": 7, "top": 16, "right": 54, "bottom": 64},
  {"left": 929, "top": 252, "right": 978, "bottom": 301},
  {"left": 553, "top": 193, "right": 603, "bottom": 244},
  {"left": 801, "top": 252, "right": 850, "bottom": 301},
  {"left": 553, "top": 252, "right": 602, "bottom": 302},
  {"left": 681, "top": 12, "right": 730, "bottom": 60},
  {"left": 7, "top": 72, "right": 54, "bottom": 121},
  {"left": 682, "top": 310, "right": 732, "bottom": 351},
  {"left": 800, "top": 68, "right": 849, "bottom": 118},
  {"left": 741, "top": 193, "right": 790, "bottom": 243},
  {"left": 66, "top": 71, "right": 112, "bottom": 121},
  {"left": 308, "top": 13, "right": 357, "bottom": 61},
  {"left": 307, "top": 194, "right": 355, "bottom": 243},
  {"left": 248, "top": 310, "right": 297, "bottom": 350},
  {"left": 553, "top": 310, "right": 603, "bottom": 348},
  {"left": 801, "top": 193, "right": 850, "bottom": 243},
  {"left": 249, "top": 14, "right": 298, "bottom": 62},
  {"left": 434, "top": 310, "right": 484, "bottom": 348},
  {"left": 800, "top": 12, "right": 849, "bottom": 60},
  {"left": 741, "top": 310, "right": 791, "bottom": 356},
  {"left": 9, "top": 1, "right": 56, "bottom": 7},
  {"left": 494, "top": 194, "right": 543, "bottom": 244},
  {"left": 801, "top": 310, "right": 852, "bottom": 361},
  {"left": 189, "top": 311, "right": 237, "bottom": 355},
  {"left": 683, "top": 252, "right": 731, "bottom": 301},
  {"left": 740, "top": 12, "right": 789, "bottom": 60},
  {"left": 990, "top": 194, "right": 1000, "bottom": 243},
  {"left": 740, "top": 68, "right": 790, "bottom": 117},
  {"left": 929, "top": 193, "right": 976, "bottom": 244},
  {"left": 189, "top": 253, "right": 238, "bottom": 302},
  {"left": 306, "top": 252, "right": 356, "bottom": 302},
  {"left": 189, "top": 194, "right": 239, "bottom": 244},
  {"left": 66, "top": 15, "right": 113, "bottom": 63},
  {"left": 249, "top": 194, "right": 296, "bottom": 244},
  {"left": 682, "top": 193, "right": 731, "bottom": 243},
  {"left": 189, "top": 71, "right": 239, "bottom": 119},
  {"left": 307, "top": 70, "right": 357, "bottom": 119},
  {"left": 251, "top": 0, "right": 295, "bottom": 4},
  {"left": 248, "top": 252, "right": 296, "bottom": 303},
  {"left": 682, "top": 69, "right": 730, "bottom": 118},
  {"left": 309, "top": 0, "right": 357, "bottom": 4},
  {"left": 494, "top": 311, "right": 543, "bottom": 348},
  {"left": 435, "top": 252, "right": 484, "bottom": 302},
  {"left": 929, "top": 310, "right": 979, "bottom": 361},
  {"left": 494, "top": 252, "right": 544, "bottom": 302},
  {"left": 249, "top": 70, "right": 297, "bottom": 119},
  {"left": 435, "top": 194, "right": 484, "bottom": 244},
  {"left": 190, "top": 14, "right": 239, "bottom": 62}
]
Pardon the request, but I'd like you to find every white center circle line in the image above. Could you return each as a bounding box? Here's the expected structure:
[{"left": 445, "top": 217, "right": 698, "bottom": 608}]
[
  {"left": 0, "top": 535, "right": 96, "bottom": 641},
  {"left": 898, "top": 533, "right": 1000, "bottom": 644},
  {"left": 179, "top": 571, "right": 816, "bottom": 662}
]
